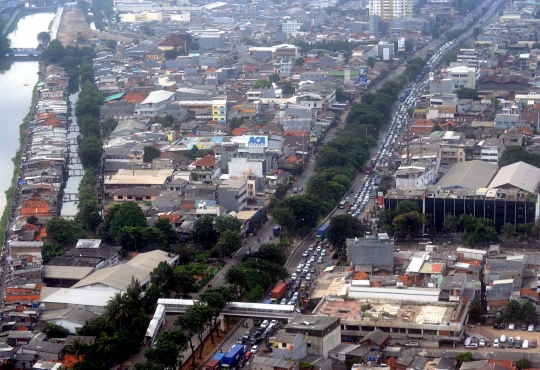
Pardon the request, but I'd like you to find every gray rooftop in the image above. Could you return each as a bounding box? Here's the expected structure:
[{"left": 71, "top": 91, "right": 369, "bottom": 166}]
[
  {"left": 436, "top": 160, "right": 498, "bottom": 190},
  {"left": 488, "top": 161, "right": 540, "bottom": 193}
]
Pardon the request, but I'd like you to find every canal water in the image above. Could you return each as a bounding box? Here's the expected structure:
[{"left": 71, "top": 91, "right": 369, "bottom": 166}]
[{"left": 0, "top": 12, "right": 54, "bottom": 215}]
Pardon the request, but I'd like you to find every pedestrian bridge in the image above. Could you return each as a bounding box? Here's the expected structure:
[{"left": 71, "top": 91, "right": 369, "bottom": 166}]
[
  {"left": 145, "top": 299, "right": 298, "bottom": 344},
  {"left": 157, "top": 298, "right": 298, "bottom": 320}
]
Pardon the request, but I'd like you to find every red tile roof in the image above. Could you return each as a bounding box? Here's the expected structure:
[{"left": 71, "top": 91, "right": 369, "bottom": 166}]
[
  {"left": 232, "top": 128, "right": 249, "bottom": 136},
  {"left": 158, "top": 34, "right": 186, "bottom": 47},
  {"left": 192, "top": 154, "right": 216, "bottom": 167},
  {"left": 522, "top": 126, "right": 533, "bottom": 136}
]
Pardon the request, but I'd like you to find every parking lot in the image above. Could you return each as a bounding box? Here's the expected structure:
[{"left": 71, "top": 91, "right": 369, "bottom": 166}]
[{"left": 465, "top": 324, "right": 540, "bottom": 353}]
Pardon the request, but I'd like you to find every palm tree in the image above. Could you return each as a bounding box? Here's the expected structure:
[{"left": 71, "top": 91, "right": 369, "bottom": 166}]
[
  {"left": 69, "top": 338, "right": 88, "bottom": 363},
  {"left": 104, "top": 292, "right": 130, "bottom": 331},
  {"left": 96, "top": 333, "right": 116, "bottom": 359}
]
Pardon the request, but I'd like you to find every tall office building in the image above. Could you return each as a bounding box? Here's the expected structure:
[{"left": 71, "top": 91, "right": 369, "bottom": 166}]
[{"left": 369, "top": 0, "right": 413, "bottom": 20}]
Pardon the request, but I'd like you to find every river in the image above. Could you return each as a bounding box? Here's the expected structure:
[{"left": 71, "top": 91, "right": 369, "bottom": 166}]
[{"left": 0, "top": 12, "right": 55, "bottom": 215}]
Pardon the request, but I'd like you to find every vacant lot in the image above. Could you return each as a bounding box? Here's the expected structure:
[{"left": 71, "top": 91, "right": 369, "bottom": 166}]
[{"left": 56, "top": 8, "right": 132, "bottom": 46}]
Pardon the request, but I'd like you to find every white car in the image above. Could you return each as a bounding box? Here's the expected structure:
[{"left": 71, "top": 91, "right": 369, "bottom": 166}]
[
  {"left": 306, "top": 273, "right": 312, "bottom": 281},
  {"left": 291, "top": 273, "right": 297, "bottom": 280},
  {"left": 251, "top": 345, "right": 259, "bottom": 354}
]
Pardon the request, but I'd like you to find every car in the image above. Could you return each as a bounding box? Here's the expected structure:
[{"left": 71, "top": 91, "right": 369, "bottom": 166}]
[
  {"left": 509, "top": 323, "right": 515, "bottom": 330},
  {"left": 261, "top": 332, "right": 268, "bottom": 340},
  {"left": 465, "top": 343, "right": 478, "bottom": 350},
  {"left": 260, "top": 320, "right": 269, "bottom": 329},
  {"left": 280, "top": 298, "right": 287, "bottom": 305},
  {"left": 493, "top": 339, "right": 500, "bottom": 348},
  {"left": 270, "top": 320, "right": 278, "bottom": 325},
  {"left": 522, "top": 324, "right": 528, "bottom": 331},
  {"left": 321, "top": 250, "right": 326, "bottom": 256},
  {"left": 515, "top": 338, "right": 522, "bottom": 349},
  {"left": 536, "top": 325, "right": 540, "bottom": 332},
  {"left": 310, "top": 267, "right": 316, "bottom": 273},
  {"left": 251, "top": 345, "right": 259, "bottom": 354},
  {"left": 288, "top": 299, "right": 296, "bottom": 305},
  {"left": 302, "top": 251, "right": 309, "bottom": 257},
  {"left": 523, "top": 339, "right": 529, "bottom": 349},
  {"left": 291, "top": 273, "right": 297, "bottom": 280},
  {"left": 528, "top": 324, "right": 534, "bottom": 332},
  {"left": 507, "top": 337, "right": 514, "bottom": 348},
  {"left": 306, "top": 273, "right": 312, "bottom": 281},
  {"left": 500, "top": 334, "right": 506, "bottom": 343},
  {"left": 479, "top": 338, "right": 486, "bottom": 347},
  {"left": 303, "top": 267, "right": 309, "bottom": 274},
  {"left": 310, "top": 256, "right": 316, "bottom": 263},
  {"left": 296, "top": 266, "right": 302, "bottom": 273},
  {"left": 532, "top": 339, "right": 537, "bottom": 348},
  {"left": 243, "top": 331, "right": 251, "bottom": 339},
  {"left": 237, "top": 337, "right": 244, "bottom": 344},
  {"left": 317, "top": 257, "right": 323, "bottom": 264}
]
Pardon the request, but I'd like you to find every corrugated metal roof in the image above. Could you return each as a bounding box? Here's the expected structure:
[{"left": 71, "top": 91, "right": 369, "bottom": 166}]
[{"left": 104, "top": 92, "right": 125, "bottom": 102}]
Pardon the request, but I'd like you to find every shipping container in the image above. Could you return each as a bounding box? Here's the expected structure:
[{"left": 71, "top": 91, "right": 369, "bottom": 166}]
[{"left": 271, "top": 283, "right": 287, "bottom": 301}]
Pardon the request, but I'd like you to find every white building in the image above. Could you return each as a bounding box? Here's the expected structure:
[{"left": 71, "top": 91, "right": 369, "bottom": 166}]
[
  {"left": 137, "top": 90, "right": 176, "bottom": 117},
  {"left": 120, "top": 10, "right": 163, "bottom": 22},
  {"left": 169, "top": 11, "right": 190, "bottom": 22},
  {"left": 441, "top": 66, "right": 476, "bottom": 90},
  {"left": 282, "top": 20, "right": 298, "bottom": 33},
  {"left": 456, "top": 49, "right": 478, "bottom": 67},
  {"left": 394, "top": 161, "right": 439, "bottom": 189}
]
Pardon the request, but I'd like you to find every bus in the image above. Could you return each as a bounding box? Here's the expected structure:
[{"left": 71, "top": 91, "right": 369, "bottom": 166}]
[{"left": 339, "top": 200, "right": 346, "bottom": 209}]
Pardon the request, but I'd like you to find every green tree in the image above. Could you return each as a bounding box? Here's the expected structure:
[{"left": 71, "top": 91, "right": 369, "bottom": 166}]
[
  {"left": 282, "top": 82, "right": 295, "bottom": 95},
  {"left": 456, "top": 87, "right": 478, "bottom": 99},
  {"left": 244, "top": 285, "right": 264, "bottom": 302},
  {"left": 150, "top": 261, "right": 176, "bottom": 297},
  {"left": 42, "top": 322, "right": 70, "bottom": 338},
  {"left": 520, "top": 301, "right": 537, "bottom": 324},
  {"left": 78, "top": 136, "right": 103, "bottom": 169},
  {"left": 432, "top": 124, "right": 442, "bottom": 132},
  {"left": 443, "top": 213, "right": 458, "bottom": 237},
  {"left": 214, "top": 215, "right": 242, "bottom": 233},
  {"left": 253, "top": 79, "right": 272, "bottom": 88},
  {"left": 269, "top": 73, "right": 280, "bottom": 83},
  {"left": 213, "top": 230, "right": 241, "bottom": 259},
  {"left": 99, "top": 202, "right": 147, "bottom": 242},
  {"left": 164, "top": 49, "right": 181, "bottom": 60},
  {"left": 190, "top": 215, "right": 219, "bottom": 250},
  {"left": 144, "top": 340, "right": 181, "bottom": 369},
  {"left": 45, "top": 217, "right": 85, "bottom": 245},
  {"left": 69, "top": 338, "right": 89, "bottom": 363},
  {"left": 133, "top": 363, "right": 165, "bottom": 370},
  {"left": 502, "top": 222, "right": 516, "bottom": 246},
  {"left": 41, "top": 39, "right": 66, "bottom": 63},
  {"left": 327, "top": 214, "right": 364, "bottom": 252},
  {"left": 105, "top": 39, "right": 117, "bottom": 51},
  {"left": 516, "top": 358, "right": 531, "bottom": 370},
  {"left": 393, "top": 211, "right": 424, "bottom": 240},
  {"left": 174, "top": 304, "right": 213, "bottom": 362},
  {"left": 295, "top": 57, "right": 305, "bottom": 65},
  {"left": 143, "top": 146, "right": 162, "bottom": 163},
  {"left": 271, "top": 207, "right": 295, "bottom": 237},
  {"left": 42, "top": 242, "right": 65, "bottom": 264},
  {"left": 229, "top": 117, "right": 244, "bottom": 130},
  {"left": 174, "top": 268, "right": 196, "bottom": 296},
  {"left": 37, "top": 31, "right": 51, "bottom": 48},
  {"left": 249, "top": 243, "right": 287, "bottom": 265},
  {"left": 503, "top": 299, "right": 521, "bottom": 323},
  {"left": 455, "top": 352, "right": 473, "bottom": 365},
  {"left": 200, "top": 286, "right": 235, "bottom": 338},
  {"left": 153, "top": 217, "right": 179, "bottom": 245},
  {"left": 26, "top": 215, "right": 38, "bottom": 224}
]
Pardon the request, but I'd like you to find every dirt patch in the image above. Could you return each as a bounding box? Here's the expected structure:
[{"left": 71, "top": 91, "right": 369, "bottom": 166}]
[{"left": 56, "top": 8, "right": 133, "bottom": 46}]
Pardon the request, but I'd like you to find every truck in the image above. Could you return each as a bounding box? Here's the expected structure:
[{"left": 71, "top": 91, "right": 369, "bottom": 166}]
[
  {"left": 271, "top": 282, "right": 287, "bottom": 301},
  {"left": 316, "top": 223, "right": 329, "bottom": 241},
  {"left": 272, "top": 225, "right": 280, "bottom": 236},
  {"left": 222, "top": 344, "right": 245, "bottom": 370},
  {"left": 207, "top": 353, "right": 226, "bottom": 370}
]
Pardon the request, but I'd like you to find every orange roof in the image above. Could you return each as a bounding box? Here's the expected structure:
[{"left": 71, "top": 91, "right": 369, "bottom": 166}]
[
  {"left": 285, "top": 155, "right": 298, "bottom": 164},
  {"left": 122, "top": 91, "right": 149, "bottom": 104},
  {"left": 283, "top": 131, "right": 310, "bottom": 136},
  {"left": 35, "top": 227, "right": 47, "bottom": 241},
  {"left": 522, "top": 126, "right": 533, "bottom": 135},
  {"left": 22, "top": 223, "right": 38, "bottom": 232},
  {"left": 206, "top": 67, "right": 218, "bottom": 73},
  {"left": 232, "top": 127, "right": 249, "bottom": 136},
  {"left": 5, "top": 294, "right": 40, "bottom": 302},
  {"left": 353, "top": 271, "right": 368, "bottom": 280},
  {"left": 160, "top": 214, "right": 180, "bottom": 224},
  {"left": 521, "top": 288, "right": 539, "bottom": 298},
  {"left": 20, "top": 194, "right": 51, "bottom": 218},
  {"left": 192, "top": 154, "right": 216, "bottom": 167}
]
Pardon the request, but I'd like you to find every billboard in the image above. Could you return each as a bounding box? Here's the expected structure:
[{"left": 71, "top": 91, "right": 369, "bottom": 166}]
[
  {"left": 383, "top": 48, "right": 390, "bottom": 61},
  {"left": 359, "top": 76, "right": 368, "bottom": 84},
  {"left": 398, "top": 37, "right": 406, "bottom": 52},
  {"left": 246, "top": 135, "right": 268, "bottom": 148}
]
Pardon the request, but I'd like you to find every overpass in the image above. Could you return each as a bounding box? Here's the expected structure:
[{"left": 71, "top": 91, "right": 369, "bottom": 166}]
[{"left": 144, "top": 299, "right": 298, "bottom": 344}]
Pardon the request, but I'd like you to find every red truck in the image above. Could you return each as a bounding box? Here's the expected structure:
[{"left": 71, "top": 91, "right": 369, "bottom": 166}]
[
  {"left": 207, "top": 359, "right": 220, "bottom": 370},
  {"left": 270, "top": 282, "right": 287, "bottom": 302}
]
